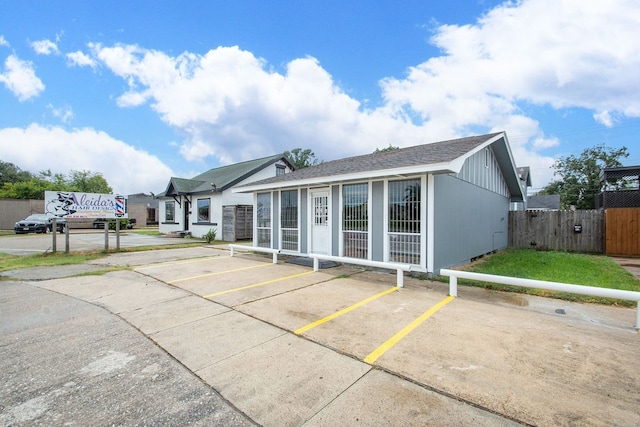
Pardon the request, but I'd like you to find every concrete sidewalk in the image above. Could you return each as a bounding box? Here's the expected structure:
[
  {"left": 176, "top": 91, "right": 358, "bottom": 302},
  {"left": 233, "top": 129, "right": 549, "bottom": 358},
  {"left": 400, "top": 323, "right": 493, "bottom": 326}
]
[{"left": 3, "top": 247, "right": 640, "bottom": 426}]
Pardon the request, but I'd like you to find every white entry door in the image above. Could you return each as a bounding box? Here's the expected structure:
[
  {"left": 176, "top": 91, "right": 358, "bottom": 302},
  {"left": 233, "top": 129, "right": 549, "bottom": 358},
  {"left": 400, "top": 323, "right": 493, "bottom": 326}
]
[{"left": 310, "top": 189, "right": 330, "bottom": 255}]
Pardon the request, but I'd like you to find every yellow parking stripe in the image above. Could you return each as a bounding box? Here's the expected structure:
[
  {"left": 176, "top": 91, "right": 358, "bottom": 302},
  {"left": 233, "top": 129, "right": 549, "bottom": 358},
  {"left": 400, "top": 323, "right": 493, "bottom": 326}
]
[
  {"left": 136, "top": 256, "right": 230, "bottom": 270},
  {"left": 203, "top": 271, "right": 314, "bottom": 299},
  {"left": 294, "top": 286, "right": 399, "bottom": 335},
  {"left": 168, "top": 262, "right": 270, "bottom": 284},
  {"left": 364, "top": 295, "right": 455, "bottom": 365}
]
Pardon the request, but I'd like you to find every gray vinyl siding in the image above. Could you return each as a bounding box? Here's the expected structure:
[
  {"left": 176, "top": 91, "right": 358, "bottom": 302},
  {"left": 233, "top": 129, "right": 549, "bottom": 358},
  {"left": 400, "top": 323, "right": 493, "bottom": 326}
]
[
  {"left": 299, "top": 188, "right": 308, "bottom": 253},
  {"left": 455, "top": 146, "right": 509, "bottom": 197},
  {"left": 433, "top": 174, "right": 509, "bottom": 272},
  {"left": 272, "top": 191, "right": 280, "bottom": 250},
  {"left": 371, "top": 180, "right": 385, "bottom": 262},
  {"left": 331, "top": 185, "right": 340, "bottom": 256}
]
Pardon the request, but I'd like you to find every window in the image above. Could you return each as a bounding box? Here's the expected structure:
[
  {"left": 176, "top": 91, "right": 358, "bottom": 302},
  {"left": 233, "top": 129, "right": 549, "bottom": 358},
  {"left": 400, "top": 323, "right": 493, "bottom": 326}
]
[
  {"left": 256, "top": 193, "right": 271, "bottom": 248},
  {"left": 388, "top": 179, "right": 421, "bottom": 265},
  {"left": 165, "top": 201, "right": 175, "bottom": 222},
  {"left": 343, "top": 183, "right": 368, "bottom": 259},
  {"left": 276, "top": 164, "right": 286, "bottom": 176},
  {"left": 280, "top": 190, "right": 298, "bottom": 251},
  {"left": 197, "top": 198, "right": 210, "bottom": 223}
]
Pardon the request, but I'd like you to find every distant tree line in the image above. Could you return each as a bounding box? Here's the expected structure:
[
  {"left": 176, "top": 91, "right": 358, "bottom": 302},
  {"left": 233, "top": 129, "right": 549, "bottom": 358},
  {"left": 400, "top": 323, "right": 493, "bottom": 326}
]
[{"left": 0, "top": 161, "right": 112, "bottom": 199}]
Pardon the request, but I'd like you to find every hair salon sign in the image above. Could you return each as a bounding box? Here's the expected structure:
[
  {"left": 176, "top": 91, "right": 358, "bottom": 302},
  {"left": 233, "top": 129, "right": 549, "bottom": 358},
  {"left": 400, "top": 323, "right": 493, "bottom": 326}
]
[{"left": 44, "top": 191, "right": 128, "bottom": 219}]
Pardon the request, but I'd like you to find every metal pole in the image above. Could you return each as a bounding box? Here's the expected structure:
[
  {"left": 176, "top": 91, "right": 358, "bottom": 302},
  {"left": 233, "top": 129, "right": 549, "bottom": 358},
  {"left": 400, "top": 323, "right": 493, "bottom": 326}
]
[
  {"left": 396, "top": 268, "right": 404, "bottom": 288},
  {"left": 52, "top": 218, "right": 57, "bottom": 252},
  {"left": 449, "top": 275, "right": 458, "bottom": 297}
]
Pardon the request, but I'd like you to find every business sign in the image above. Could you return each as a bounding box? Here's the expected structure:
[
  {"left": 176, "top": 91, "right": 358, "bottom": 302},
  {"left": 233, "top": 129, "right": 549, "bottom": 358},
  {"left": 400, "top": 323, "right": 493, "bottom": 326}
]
[{"left": 44, "top": 191, "right": 128, "bottom": 219}]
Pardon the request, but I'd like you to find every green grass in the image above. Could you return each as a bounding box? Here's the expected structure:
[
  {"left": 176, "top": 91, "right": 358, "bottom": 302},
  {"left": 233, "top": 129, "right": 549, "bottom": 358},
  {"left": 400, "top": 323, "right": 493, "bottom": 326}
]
[
  {"left": 0, "top": 251, "right": 106, "bottom": 274},
  {"left": 0, "top": 238, "right": 222, "bottom": 276},
  {"left": 450, "top": 248, "right": 639, "bottom": 306}
]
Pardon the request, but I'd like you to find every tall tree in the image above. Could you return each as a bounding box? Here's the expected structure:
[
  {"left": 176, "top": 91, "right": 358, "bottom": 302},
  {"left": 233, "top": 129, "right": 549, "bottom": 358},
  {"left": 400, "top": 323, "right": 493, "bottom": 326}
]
[
  {"left": 0, "top": 161, "right": 33, "bottom": 186},
  {"left": 284, "top": 148, "right": 320, "bottom": 169},
  {"left": 0, "top": 166, "right": 113, "bottom": 199},
  {"left": 538, "top": 144, "right": 629, "bottom": 209},
  {"left": 68, "top": 170, "right": 112, "bottom": 193}
]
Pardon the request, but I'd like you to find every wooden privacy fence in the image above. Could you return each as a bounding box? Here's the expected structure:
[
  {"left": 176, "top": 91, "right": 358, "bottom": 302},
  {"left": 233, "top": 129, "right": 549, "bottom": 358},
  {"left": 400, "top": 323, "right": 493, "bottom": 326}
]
[
  {"left": 509, "top": 210, "right": 604, "bottom": 253},
  {"left": 605, "top": 208, "right": 640, "bottom": 256}
]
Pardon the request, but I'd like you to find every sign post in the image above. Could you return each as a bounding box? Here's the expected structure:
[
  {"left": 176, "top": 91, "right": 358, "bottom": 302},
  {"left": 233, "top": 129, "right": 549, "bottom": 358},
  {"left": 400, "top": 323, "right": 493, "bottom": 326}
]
[{"left": 52, "top": 218, "right": 57, "bottom": 252}]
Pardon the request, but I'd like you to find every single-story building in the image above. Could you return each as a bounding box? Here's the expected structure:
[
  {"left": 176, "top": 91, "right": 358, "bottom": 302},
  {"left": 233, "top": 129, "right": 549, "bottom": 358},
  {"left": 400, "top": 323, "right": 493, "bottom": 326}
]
[
  {"left": 158, "top": 154, "right": 294, "bottom": 240},
  {"left": 234, "top": 132, "right": 525, "bottom": 274}
]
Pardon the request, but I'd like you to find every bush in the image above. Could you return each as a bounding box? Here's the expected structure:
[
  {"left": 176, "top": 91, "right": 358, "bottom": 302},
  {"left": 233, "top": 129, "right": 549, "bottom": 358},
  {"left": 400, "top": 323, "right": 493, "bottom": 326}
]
[{"left": 204, "top": 228, "right": 217, "bottom": 244}]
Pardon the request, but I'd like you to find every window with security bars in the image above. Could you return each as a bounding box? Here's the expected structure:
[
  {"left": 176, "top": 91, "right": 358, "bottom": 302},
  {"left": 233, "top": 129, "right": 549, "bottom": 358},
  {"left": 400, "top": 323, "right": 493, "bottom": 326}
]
[
  {"left": 280, "top": 190, "right": 298, "bottom": 251},
  {"left": 388, "top": 179, "right": 421, "bottom": 265},
  {"left": 342, "top": 183, "right": 368, "bottom": 259},
  {"left": 256, "top": 193, "right": 271, "bottom": 248}
]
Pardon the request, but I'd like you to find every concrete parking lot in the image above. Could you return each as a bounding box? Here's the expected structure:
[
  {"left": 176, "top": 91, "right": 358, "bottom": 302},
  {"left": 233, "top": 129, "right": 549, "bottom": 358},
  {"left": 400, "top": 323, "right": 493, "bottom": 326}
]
[
  {"left": 1, "top": 246, "right": 639, "bottom": 426},
  {"left": 0, "top": 229, "right": 192, "bottom": 255}
]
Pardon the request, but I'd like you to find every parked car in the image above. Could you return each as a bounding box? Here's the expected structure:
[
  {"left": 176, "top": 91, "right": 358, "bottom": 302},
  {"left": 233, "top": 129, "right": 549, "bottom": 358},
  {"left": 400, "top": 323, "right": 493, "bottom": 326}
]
[
  {"left": 14, "top": 214, "right": 66, "bottom": 234},
  {"left": 93, "top": 218, "right": 136, "bottom": 229}
]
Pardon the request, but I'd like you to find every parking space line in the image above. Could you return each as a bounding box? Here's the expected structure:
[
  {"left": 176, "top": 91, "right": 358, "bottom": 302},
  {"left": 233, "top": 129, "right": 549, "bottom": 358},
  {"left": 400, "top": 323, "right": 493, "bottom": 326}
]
[
  {"left": 136, "top": 256, "right": 230, "bottom": 270},
  {"left": 203, "top": 271, "right": 315, "bottom": 299},
  {"left": 168, "top": 262, "right": 271, "bottom": 284},
  {"left": 364, "top": 295, "right": 455, "bottom": 365},
  {"left": 294, "top": 286, "right": 399, "bottom": 335}
]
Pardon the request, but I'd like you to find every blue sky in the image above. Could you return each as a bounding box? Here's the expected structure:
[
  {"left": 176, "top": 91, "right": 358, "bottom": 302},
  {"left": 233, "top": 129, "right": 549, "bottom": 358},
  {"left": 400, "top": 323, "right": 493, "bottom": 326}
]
[{"left": 1, "top": 0, "right": 639, "bottom": 195}]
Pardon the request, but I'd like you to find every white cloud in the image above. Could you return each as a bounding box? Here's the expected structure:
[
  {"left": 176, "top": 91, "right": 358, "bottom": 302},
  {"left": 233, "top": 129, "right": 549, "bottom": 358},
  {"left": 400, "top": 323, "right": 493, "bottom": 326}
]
[
  {"left": 0, "top": 36, "right": 9, "bottom": 47},
  {"left": 75, "top": 0, "right": 639, "bottom": 190},
  {"left": 382, "top": 0, "right": 640, "bottom": 125},
  {"left": 0, "top": 54, "right": 45, "bottom": 101},
  {"left": 66, "top": 51, "right": 97, "bottom": 68},
  {"left": 0, "top": 124, "right": 174, "bottom": 195},
  {"left": 31, "top": 39, "right": 59, "bottom": 55},
  {"left": 47, "top": 104, "right": 74, "bottom": 123}
]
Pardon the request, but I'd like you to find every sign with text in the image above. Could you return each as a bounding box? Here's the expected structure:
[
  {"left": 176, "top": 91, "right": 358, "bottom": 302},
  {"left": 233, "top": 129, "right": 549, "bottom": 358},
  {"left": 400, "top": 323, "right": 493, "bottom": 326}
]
[{"left": 44, "top": 191, "right": 128, "bottom": 219}]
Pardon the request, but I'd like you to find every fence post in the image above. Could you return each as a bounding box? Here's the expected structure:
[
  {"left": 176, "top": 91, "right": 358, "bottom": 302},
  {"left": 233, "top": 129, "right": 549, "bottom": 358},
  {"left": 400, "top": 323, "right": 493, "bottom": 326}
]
[{"left": 449, "top": 275, "right": 458, "bottom": 297}]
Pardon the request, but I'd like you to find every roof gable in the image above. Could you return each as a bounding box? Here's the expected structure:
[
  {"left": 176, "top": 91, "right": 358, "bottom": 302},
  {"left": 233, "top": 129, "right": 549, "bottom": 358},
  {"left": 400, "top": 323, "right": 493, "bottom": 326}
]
[{"left": 163, "top": 154, "right": 291, "bottom": 196}]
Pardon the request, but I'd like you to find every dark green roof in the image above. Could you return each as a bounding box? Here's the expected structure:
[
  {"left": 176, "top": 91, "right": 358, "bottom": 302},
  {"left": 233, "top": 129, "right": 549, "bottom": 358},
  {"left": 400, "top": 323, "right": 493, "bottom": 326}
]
[{"left": 162, "top": 154, "right": 291, "bottom": 196}]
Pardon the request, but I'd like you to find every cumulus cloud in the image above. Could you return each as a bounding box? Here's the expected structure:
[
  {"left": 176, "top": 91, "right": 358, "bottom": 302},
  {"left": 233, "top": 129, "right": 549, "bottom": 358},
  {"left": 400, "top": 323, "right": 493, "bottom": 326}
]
[
  {"left": 0, "top": 54, "right": 45, "bottom": 101},
  {"left": 68, "top": 0, "right": 637, "bottom": 190},
  {"left": 0, "top": 35, "right": 9, "bottom": 47},
  {"left": 66, "top": 50, "right": 97, "bottom": 68},
  {"left": 0, "top": 124, "right": 174, "bottom": 195},
  {"left": 47, "top": 104, "right": 74, "bottom": 123},
  {"left": 381, "top": 0, "right": 640, "bottom": 128},
  {"left": 31, "top": 39, "right": 59, "bottom": 55}
]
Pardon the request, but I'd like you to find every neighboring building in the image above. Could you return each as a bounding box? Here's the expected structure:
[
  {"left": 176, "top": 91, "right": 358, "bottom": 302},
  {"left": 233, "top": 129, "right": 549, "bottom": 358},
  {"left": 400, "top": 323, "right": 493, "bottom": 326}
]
[
  {"left": 158, "top": 154, "right": 294, "bottom": 240},
  {"left": 511, "top": 166, "right": 532, "bottom": 211},
  {"left": 527, "top": 195, "right": 561, "bottom": 210},
  {"left": 596, "top": 166, "right": 640, "bottom": 208},
  {"left": 127, "top": 193, "right": 159, "bottom": 226},
  {"left": 235, "top": 132, "right": 524, "bottom": 274}
]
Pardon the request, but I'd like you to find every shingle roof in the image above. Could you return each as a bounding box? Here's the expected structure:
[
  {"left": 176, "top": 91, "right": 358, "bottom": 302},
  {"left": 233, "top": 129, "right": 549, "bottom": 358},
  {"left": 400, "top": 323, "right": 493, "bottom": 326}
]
[
  {"left": 162, "top": 154, "right": 290, "bottom": 196},
  {"left": 238, "top": 132, "right": 504, "bottom": 189}
]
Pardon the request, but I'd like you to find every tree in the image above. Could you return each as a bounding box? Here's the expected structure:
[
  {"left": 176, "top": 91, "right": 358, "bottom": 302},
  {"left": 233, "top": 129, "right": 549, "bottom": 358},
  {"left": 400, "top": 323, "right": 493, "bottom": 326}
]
[
  {"left": 67, "top": 170, "right": 112, "bottom": 193},
  {"left": 538, "top": 144, "right": 629, "bottom": 209},
  {"left": 0, "top": 166, "right": 113, "bottom": 199},
  {"left": 284, "top": 148, "right": 320, "bottom": 169},
  {"left": 0, "top": 161, "right": 33, "bottom": 186},
  {"left": 374, "top": 144, "right": 399, "bottom": 153}
]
